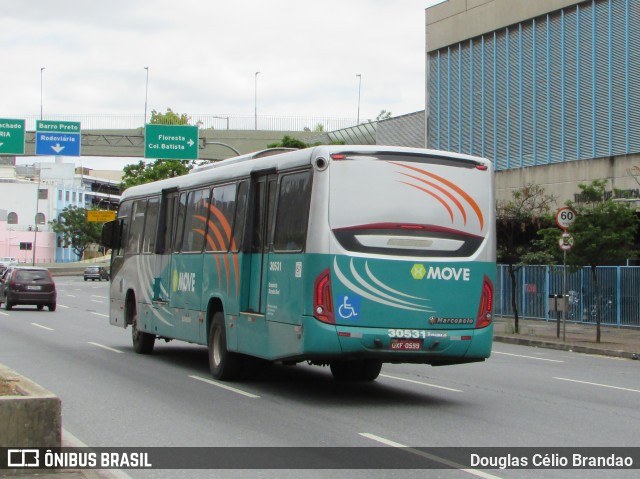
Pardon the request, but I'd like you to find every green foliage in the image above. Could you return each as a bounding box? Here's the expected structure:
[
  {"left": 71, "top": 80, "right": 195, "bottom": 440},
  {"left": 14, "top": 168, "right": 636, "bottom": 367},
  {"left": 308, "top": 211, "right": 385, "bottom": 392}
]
[
  {"left": 50, "top": 206, "right": 103, "bottom": 260},
  {"left": 150, "top": 108, "right": 190, "bottom": 125},
  {"left": 496, "top": 184, "right": 556, "bottom": 333},
  {"left": 267, "top": 135, "right": 345, "bottom": 149},
  {"left": 121, "top": 159, "right": 193, "bottom": 190},
  {"left": 375, "top": 110, "right": 392, "bottom": 121}
]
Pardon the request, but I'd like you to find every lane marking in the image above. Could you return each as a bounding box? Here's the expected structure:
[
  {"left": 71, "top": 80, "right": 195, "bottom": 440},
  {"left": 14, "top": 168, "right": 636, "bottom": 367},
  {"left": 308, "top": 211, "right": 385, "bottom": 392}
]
[
  {"left": 90, "top": 312, "right": 109, "bottom": 318},
  {"left": 189, "top": 375, "right": 260, "bottom": 398},
  {"left": 66, "top": 294, "right": 77, "bottom": 298},
  {"left": 91, "top": 295, "right": 108, "bottom": 299},
  {"left": 91, "top": 300, "right": 103, "bottom": 303},
  {"left": 0, "top": 311, "right": 9, "bottom": 317},
  {"left": 32, "top": 323, "right": 54, "bottom": 331},
  {"left": 380, "top": 374, "right": 463, "bottom": 392},
  {"left": 554, "top": 377, "right": 640, "bottom": 393},
  {"left": 57, "top": 304, "right": 69, "bottom": 309},
  {"left": 88, "top": 342, "right": 123, "bottom": 354},
  {"left": 493, "top": 351, "right": 564, "bottom": 363},
  {"left": 360, "top": 433, "right": 501, "bottom": 479},
  {"left": 63, "top": 428, "right": 133, "bottom": 479}
]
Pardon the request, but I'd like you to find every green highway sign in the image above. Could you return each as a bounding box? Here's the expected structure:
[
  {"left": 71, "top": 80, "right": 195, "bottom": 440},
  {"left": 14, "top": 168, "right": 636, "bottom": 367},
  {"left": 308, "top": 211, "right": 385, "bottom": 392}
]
[
  {"left": 144, "top": 124, "right": 199, "bottom": 160},
  {"left": 36, "top": 120, "right": 81, "bottom": 132},
  {"left": 0, "top": 118, "right": 26, "bottom": 155}
]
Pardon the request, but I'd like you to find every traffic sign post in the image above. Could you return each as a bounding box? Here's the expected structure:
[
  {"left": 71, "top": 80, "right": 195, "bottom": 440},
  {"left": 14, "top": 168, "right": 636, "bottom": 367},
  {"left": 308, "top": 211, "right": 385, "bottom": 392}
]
[
  {"left": 35, "top": 120, "right": 81, "bottom": 156},
  {"left": 555, "top": 207, "right": 577, "bottom": 343},
  {"left": 0, "top": 118, "right": 26, "bottom": 155},
  {"left": 144, "top": 124, "right": 199, "bottom": 160}
]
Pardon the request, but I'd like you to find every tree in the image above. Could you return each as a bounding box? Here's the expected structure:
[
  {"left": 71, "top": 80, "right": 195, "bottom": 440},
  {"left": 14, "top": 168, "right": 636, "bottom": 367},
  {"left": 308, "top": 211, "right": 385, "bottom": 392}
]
[
  {"left": 375, "top": 110, "right": 392, "bottom": 121},
  {"left": 122, "top": 108, "right": 195, "bottom": 189},
  {"left": 533, "top": 180, "right": 638, "bottom": 342},
  {"left": 496, "top": 184, "right": 556, "bottom": 333},
  {"left": 50, "top": 206, "right": 103, "bottom": 260}
]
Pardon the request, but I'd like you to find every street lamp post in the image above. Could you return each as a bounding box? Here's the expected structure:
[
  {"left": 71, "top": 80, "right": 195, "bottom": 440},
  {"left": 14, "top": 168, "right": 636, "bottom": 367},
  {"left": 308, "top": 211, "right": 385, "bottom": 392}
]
[
  {"left": 40, "top": 67, "right": 46, "bottom": 120},
  {"left": 144, "top": 66, "right": 149, "bottom": 124},
  {"left": 356, "top": 74, "right": 362, "bottom": 125},
  {"left": 254, "top": 71, "right": 260, "bottom": 130}
]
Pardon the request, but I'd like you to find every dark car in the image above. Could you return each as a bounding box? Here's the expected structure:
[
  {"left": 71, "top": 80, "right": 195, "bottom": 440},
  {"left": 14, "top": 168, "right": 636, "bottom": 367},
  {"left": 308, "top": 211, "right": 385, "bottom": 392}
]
[
  {"left": 84, "top": 266, "right": 109, "bottom": 281},
  {"left": 0, "top": 267, "right": 57, "bottom": 311}
]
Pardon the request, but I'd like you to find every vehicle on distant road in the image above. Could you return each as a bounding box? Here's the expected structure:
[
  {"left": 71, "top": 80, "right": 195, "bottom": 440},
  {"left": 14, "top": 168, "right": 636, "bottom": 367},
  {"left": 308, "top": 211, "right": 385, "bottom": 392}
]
[
  {"left": 84, "top": 266, "right": 110, "bottom": 281},
  {"left": 0, "top": 266, "right": 57, "bottom": 311}
]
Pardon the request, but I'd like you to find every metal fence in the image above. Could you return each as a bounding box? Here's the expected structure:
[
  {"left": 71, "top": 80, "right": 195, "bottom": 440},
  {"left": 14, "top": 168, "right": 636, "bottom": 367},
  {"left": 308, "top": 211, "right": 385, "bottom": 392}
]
[
  {"left": 13, "top": 114, "right": 358, "bottom": 132},
  {"left": 496, "top": 264, "right": 640, "bottom": 327}
]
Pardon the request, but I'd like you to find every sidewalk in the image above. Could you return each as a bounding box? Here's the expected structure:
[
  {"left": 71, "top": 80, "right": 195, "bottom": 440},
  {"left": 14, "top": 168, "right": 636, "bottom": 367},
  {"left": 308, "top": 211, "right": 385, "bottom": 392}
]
[{"left": 493, "top": 315, "right": 640, "bottom": 359}]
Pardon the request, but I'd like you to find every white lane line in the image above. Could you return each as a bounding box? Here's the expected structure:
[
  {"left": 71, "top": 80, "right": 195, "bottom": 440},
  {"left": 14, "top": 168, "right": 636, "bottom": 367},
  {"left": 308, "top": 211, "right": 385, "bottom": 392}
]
[
  {"left": 88, "top": 342, "right": 123, "bottom": 354},
  {"left": 63, "top": 428, "right": 133, "bottom": 479},
  {"left": 493, "top": 351, "right": 564, "bottom": 363},
  {"left": 360, "top": 433, "right": 502, "bottom": 479},
  {"left": 57, "top": 304, "right": 69, "bottom": 309},
  {"left": 91, "top": 295, "right": 108, "bottom": 299},
  {"left": 554, "top": 377, "right": 640, "bottom": 393},
  {"left": 66, "top": 294, "right": 76, "bottom": 298},
  {"left": 90, "top": 312, "right": 109, "bottom": 318},
  {"left": 0, "top": 311, "right": 9, "bottom": 317},
  {"left": 91, "top": 300, "right": 103, "bottom": 303},
  {"left": 380, "top": 374, "right": 463, "bottom": 392},
  {"left": 189, "top": 375, "right": 260, "bottom": 398},
  {"left": 32, "top": 323, "right": 54, "bottom": 331}
]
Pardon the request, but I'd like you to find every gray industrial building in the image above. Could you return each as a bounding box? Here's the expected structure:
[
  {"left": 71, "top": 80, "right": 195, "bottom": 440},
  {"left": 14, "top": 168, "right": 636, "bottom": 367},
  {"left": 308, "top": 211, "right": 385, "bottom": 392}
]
[{"left": 425, "top": 0, "right": 640, "bottom": 205}]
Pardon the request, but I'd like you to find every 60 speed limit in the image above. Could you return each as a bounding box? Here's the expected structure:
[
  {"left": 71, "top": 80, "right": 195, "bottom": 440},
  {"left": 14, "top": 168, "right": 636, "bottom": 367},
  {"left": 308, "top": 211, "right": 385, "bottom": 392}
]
[{"left": 555, "top": 207, "right": 576, "bottom": 230}]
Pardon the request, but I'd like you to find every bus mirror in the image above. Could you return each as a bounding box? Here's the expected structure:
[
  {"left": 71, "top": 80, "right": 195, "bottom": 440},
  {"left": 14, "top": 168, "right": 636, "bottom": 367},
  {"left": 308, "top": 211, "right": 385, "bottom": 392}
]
[{"left": 101, "top": 219, "right": 122, "bottom": 250}]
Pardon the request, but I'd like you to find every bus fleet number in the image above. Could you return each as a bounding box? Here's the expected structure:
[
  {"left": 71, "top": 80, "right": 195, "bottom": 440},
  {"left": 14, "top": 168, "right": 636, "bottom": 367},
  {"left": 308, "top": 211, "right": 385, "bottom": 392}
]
[{"left": 388, "top": 329, "right": 427, "bottom": 339}]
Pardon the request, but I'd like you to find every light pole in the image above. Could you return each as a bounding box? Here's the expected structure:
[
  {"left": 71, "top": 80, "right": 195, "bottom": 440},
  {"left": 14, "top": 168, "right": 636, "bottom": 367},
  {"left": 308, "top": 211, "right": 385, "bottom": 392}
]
[
  {"left": 144, "top": 66, "right": 149, "bottom": 124},
  {"left": 356, "top": 74, "right": 362, "bottom": 125},
  {"left": 254, "top": 71, "right": 260, "bottom": 130},
  {"left": 40, "top": 67, "right": 46, "bottom": 120}
]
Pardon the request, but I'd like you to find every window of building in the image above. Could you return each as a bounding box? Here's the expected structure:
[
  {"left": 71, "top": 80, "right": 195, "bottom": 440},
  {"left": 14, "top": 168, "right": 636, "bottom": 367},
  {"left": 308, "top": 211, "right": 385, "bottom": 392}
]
[
  {"left": 7, "top": 212, "right": 18, "bottom": 224},
  {"left": 38, "top": 188, "right": 48, "bottom": 200},
  {"left": 72, "top": 192, "right": 76, "bottom": 202},
  {"left": 65, "top": 191, "right": 70, "bottom": 202},
  {"left": 36, "top": 213, "right": 45, "bottom": 224},
  {"left": 58, "top": 190, "right": 62, "bottom": 201}
]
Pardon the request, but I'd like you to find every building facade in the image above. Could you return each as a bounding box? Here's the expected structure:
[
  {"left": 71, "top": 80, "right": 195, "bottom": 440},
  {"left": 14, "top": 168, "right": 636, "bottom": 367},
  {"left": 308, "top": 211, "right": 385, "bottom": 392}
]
[
  {"left": 425, "top": 0, "right": 640, "bottom": 204},
  {"left": 0, "top": 158, "right": 120, "bottom": 264}
]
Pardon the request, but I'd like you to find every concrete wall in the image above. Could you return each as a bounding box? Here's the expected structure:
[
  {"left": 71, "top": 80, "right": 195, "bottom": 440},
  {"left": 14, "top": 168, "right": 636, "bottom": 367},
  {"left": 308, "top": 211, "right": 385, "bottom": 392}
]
[
  {"left": 426, "top": 0, "right": 582, "bottom": 52},
  {"left": 496, "top": 154, "right": 640, "bottom": 207}
]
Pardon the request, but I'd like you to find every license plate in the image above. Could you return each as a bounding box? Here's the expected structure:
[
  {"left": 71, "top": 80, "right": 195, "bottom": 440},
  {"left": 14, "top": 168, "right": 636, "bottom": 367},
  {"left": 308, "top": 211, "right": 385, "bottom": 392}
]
[
  {"left": 26, "top": 285, "right": 42, "bottom": 291},
  {"left": 390, "top": 339, "right": 423, "bottom": 351}
]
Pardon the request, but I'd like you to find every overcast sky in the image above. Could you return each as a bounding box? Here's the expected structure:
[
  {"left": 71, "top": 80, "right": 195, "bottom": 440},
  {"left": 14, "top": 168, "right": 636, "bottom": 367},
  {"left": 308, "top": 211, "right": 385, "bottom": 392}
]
[{"left": 3, "top": 0, "right": 443, "bottom": 169}]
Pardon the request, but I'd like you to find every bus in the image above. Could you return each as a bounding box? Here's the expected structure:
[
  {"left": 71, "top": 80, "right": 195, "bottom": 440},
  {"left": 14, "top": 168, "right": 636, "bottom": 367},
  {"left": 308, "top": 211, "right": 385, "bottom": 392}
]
[{"left": 101, "top": 145, "right": 495, "bottom": 381}]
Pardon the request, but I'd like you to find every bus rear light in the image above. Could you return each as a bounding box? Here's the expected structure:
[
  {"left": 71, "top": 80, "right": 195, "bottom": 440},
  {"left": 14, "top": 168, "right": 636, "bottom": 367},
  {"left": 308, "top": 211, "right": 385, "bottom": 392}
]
[
  {"left": 476, "top": 275, "right": 493, "bottom": 328},
  {"left": 313, "top": 268, "right": 335, "bottom": 324},
  {"left": 475, "top": 164, "right": 488, "bottom": 171},
  {"left": 330, "top": 154, "right": 347, "bottom": 160}
]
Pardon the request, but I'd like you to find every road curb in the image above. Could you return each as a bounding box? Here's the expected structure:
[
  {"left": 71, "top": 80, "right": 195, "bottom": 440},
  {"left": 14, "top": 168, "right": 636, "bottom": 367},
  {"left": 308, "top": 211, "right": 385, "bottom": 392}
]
[{"left": 494, "top": 335, "right": 638, "bottom": 359}]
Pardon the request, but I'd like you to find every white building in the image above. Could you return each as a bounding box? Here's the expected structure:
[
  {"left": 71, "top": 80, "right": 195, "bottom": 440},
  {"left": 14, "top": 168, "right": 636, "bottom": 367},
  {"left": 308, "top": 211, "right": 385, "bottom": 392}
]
[{"left": 0, "top": 157, "right": 120, "bottom": 264}]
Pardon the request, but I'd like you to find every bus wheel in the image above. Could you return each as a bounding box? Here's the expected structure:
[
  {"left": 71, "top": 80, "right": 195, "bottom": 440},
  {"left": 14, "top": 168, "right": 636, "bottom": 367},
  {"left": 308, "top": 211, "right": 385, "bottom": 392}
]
[
  {"left": 132, "top": 310, "right": 155, "bottom": 354},
  {"left": 208, "top": 312, "right": 242, "bottom": 381},
  {"left": 330, "top": 360, "right": 382, "bottom": 381}
]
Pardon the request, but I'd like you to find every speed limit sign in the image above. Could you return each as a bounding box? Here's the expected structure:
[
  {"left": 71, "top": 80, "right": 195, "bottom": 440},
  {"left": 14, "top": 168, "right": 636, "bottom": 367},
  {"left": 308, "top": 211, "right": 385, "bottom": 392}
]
[{"left": 555, "top": 207, "right": 576, "bottom": 230}]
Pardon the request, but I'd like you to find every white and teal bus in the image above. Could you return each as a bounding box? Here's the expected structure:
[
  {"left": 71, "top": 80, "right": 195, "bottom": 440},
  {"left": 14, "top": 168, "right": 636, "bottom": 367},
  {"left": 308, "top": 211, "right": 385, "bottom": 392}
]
[{"left": 102, "top": 145, "right": 495, "bottom": 381}]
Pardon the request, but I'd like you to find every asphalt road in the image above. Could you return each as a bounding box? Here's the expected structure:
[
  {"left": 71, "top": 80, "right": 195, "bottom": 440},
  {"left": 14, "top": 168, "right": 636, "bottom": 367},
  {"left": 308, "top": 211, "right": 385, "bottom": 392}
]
[{"left": 0, "top": 277, "right": 638, "bottom": 479}]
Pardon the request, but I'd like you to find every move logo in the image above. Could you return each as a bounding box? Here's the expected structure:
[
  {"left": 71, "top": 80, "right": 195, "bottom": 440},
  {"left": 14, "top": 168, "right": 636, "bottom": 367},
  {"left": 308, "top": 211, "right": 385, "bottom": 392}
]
[
  {"left": 172, "top": 270, "right": 196, "bottom": 292},
  {"left": 411, "top": 264, "right": 471, "bottom": 282}
]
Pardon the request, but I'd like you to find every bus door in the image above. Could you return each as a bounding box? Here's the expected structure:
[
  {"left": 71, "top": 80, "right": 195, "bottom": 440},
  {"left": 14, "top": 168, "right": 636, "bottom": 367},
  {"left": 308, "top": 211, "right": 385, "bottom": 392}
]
[
  {"left": 153, "top": 189, "right": 178, "bottom": 307},
  {"left": 243, "top": 172, "right": 277, "bottom": 314}
]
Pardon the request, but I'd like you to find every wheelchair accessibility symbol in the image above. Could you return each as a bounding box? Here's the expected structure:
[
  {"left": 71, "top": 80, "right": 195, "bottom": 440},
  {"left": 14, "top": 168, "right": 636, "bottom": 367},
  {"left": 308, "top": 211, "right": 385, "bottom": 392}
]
[{"left": 338, "top": 295, "right": 361, "bottom": 320}]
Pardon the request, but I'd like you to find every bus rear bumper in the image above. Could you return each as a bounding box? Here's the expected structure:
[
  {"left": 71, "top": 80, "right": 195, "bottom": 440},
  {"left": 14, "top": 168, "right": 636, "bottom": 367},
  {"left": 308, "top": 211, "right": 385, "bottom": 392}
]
[{"left": 296, "top": 316, "right": 493, "bottom": 363}]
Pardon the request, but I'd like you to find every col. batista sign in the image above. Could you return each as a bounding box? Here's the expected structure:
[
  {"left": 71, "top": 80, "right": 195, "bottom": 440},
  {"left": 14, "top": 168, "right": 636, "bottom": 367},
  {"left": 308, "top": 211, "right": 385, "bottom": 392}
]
[{"left": 144, "top": 124, "right": 198, "bottom": 160}]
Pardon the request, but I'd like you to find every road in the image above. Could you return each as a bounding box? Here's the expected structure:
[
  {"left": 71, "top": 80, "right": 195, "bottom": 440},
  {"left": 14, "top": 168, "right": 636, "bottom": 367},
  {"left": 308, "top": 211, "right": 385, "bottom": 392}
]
[{"left": 0, "top": 277, "right": 638, "bottom": 479}]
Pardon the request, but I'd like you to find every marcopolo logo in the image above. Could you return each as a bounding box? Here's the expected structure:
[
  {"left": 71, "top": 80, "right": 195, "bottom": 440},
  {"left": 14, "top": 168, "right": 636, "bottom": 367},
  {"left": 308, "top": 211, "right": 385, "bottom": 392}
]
[{"left": 411, "top": 264, "right": 471, "bottom": 282}]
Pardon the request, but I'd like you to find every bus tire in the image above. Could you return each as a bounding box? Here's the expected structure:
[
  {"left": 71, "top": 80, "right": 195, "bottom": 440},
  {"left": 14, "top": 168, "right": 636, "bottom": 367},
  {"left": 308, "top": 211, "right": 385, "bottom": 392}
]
[
  {"left": 208, "top": 312, "right": 242, "bottom": 381},
  {"left": 131, "top": 307, "right": 155, "bottom": 354},
  {"left": 330, "top": 360, "right": 382, "bottom": 381}
]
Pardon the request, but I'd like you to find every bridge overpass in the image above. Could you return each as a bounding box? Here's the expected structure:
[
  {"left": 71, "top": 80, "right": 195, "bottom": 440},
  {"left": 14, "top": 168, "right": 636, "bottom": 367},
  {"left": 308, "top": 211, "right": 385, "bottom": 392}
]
[{"left": 19, "top": 128, "right": 325, "bottom": 161}]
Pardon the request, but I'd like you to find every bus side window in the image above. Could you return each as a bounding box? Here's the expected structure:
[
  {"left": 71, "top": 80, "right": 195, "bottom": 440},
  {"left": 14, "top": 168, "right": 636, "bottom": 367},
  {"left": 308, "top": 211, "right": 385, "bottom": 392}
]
[
  {"left": 181, "top": 188, "right": 209, "bottom": 253},
  {"left": 273, "top": 170, "right": 312, "bottom": 252},
  {"left": 173, "top": 192, "right": 188, "bottom": 252},
  {"left": 156, "top": 193, "right": 177, "bottom": 254},
  {"left": 115, "top": 200, "right": 132, "bottom": 257},
  {"left": 206, "top": 183, "right": 237, "bottom": 252},
  {"left": 141, "top": 197, "right": 160, "bottom": 254},
  {"left": 232, "top": 181, "right": 248, "bottom": 253},
  {"left": 126, "top": 199, "right": 147, "bottom": 255}
]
